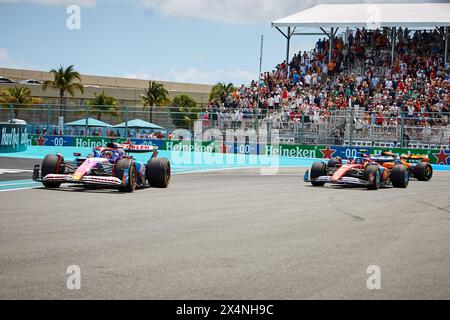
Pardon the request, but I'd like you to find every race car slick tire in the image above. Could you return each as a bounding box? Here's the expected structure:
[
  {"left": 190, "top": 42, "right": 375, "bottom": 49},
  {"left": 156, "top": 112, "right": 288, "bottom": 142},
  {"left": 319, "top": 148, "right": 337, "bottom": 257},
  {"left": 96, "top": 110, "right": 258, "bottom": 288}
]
[
  {"left": 414, "top": 162, "right": 433, "bottom": 181},
  {"left": 41, "top": 154, "right": 64, "bottom": 188},
  {"left": 327, "top": 158, "right": 339, "bottom": 168},
  {"left": 364, "top": 165, "right": 381, "bottom": 190},
  {"left": 310, "top": 162, "right": 326, "bottom": 187},
  {"left": 146, "top": 158, "right": 171, "bottom": 188},
  {"left": 391, "top": 164, "right": 409, "bottom": 188},
  {"left": 114, "top": 159, "right": 137, "bottom": 193}
]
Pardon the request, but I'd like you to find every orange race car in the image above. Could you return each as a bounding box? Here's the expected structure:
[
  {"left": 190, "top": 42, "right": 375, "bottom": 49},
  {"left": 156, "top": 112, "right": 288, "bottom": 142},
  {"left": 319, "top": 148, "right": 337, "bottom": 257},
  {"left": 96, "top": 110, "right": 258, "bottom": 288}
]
[{"left": 371, "top": 151, "right": 433, "bottom": 181}]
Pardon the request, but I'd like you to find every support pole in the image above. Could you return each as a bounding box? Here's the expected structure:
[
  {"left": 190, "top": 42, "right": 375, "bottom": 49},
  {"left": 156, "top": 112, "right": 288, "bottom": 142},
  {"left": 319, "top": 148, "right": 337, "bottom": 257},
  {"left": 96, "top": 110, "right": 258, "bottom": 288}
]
[
  {"left": 286, "top": 27, "right": 291, "bottom": 77},
  {"left": 329, "top": 27, "right": 334, "bottom": 63},
  {"left": 259, "top": 34, "right": 264, "bottom": 81},
  {"left": 445, "top": 26, "right": 449, "bottom": 68},
  {"left": 391, "top": 27, "right": 396, "bottom": 67}
]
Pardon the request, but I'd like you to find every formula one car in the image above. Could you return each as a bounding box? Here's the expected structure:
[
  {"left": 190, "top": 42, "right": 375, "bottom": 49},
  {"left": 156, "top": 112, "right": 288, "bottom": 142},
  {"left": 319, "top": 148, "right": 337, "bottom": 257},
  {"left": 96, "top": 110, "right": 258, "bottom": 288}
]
[
  {"left": 372, "top": 151, "right": 433, "bottom": 181},
  {"left": 304, "top": 150, "right": 409, "bottom": 190},
  {"left": 32, "top": 142, "right": 170, "bottom": 192}
]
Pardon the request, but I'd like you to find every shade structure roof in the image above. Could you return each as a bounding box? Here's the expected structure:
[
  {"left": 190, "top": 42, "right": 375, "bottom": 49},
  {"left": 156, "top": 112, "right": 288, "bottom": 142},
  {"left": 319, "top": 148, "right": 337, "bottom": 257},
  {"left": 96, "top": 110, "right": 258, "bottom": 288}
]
[
  {"left": 65, "top": 118, "right": 111, "bottom": 127},
  {"left": 272, "top": 3, "right": 450, "bottom": 29},
  {"left": 113, "top": 119, "right": 165, "bottom": 130}
]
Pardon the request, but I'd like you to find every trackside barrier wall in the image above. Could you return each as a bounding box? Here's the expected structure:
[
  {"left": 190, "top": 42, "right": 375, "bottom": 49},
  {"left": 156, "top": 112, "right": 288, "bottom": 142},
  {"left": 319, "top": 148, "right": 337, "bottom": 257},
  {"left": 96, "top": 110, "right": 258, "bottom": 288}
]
[
  {"left": 28, "top": 135, "right": 450, "bottom": 165},
  {"left": 0, "top": 123, "right": 28, "bottom": 153}
]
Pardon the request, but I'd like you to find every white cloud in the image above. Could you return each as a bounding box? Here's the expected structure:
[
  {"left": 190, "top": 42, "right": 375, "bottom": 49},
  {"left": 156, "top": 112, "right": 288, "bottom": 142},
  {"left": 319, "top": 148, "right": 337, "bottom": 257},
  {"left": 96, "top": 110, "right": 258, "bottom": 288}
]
[
  {"left": 138, "top": 0, "right": 444, "bottom": 24},
  {"left": 0, "top": 48, "right": 9, "bottom": 61},
  {"left": 168, "top": 68, "right": 255, "bottom": 85},
  {"left": 124, "top": 67, "right": 256, "bottom": 85},
  {"left": 0, "top": 0, "right": 96, "bottom": 7},
  {"left": 124, "top": 71, "right": 159, "bottom": 81},
  {"left": 0, "top": 48, "right": 45, "bottom": 70},
  {"left": 139, "top": 0, "right": 315, "bottom": 24}
]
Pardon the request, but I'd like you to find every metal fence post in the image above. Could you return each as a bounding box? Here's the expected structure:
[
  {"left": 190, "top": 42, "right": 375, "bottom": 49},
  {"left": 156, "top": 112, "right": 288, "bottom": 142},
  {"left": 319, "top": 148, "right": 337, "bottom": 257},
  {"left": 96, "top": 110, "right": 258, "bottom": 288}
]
[
  {"left": 85, "top": 105, "right": 89, "bottom": 137},
  {"left": 400, "top": 112, "right": 405, "bottom": 147},
  {"left": 46, "top": 104, "right": 50, "bottom": 134},
  {"left": 301, "top": 112, "right": 305, "bottom": 145},
  {"left": 166, "top": 106, "right": 171, "bottom": 134},
  {"left": 9, "top": 104, "right": 13, "bottom": 122},
  {"left": 349, "top": 109, "right": 354, "bottom": 148},
  {"left": 254, "top": 108, "right": 259, "bottom": 132},
  {"left": 209, "top": 110, "right": 213, "bottom": 129},
  {"left": 125, "top": 106, "right": 129, "bottom": 139}
]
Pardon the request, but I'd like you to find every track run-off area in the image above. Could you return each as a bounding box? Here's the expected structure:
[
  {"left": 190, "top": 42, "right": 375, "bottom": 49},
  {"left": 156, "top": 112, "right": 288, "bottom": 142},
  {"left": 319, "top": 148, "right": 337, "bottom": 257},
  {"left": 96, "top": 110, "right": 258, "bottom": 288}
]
[{"left": 0, "top": 146, "right": 449, "bottom": 299}]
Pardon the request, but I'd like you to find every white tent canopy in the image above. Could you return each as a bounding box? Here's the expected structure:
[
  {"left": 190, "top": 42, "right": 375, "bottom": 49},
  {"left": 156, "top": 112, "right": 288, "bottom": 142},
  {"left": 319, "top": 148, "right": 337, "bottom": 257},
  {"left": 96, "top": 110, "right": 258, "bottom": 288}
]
[{"left": 272, "top": 3, "right": 450, "bottom": 28}]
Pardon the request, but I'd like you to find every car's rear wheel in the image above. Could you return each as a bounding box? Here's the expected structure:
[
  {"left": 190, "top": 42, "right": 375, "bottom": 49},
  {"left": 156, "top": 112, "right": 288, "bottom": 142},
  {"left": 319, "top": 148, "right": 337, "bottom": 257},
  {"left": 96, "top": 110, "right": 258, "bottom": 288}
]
[
  {"left": 41, "top": 154, "right": 64, "bottom": 188},
  {"left": 364, "top": 165, "right": 381, "bottom": 190},
  {"left": 391, "top": 164, "right": 409, "bottom": 188},
  {"left": 414, "top": 162, "right": 433, "bottom": 181},
  {"left": 146, "top": 158, "right": 171, "bottom": 188},
  {"left": 114, "top": 158, "right": 137, "bottom": 193},
  {"left": 310, "top": 162, "right": 327, "bottom": 187}
]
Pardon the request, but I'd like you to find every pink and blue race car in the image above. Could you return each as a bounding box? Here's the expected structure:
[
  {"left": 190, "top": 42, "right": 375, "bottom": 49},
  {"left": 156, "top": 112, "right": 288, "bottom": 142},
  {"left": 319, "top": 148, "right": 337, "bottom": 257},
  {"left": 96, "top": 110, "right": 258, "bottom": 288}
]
[{"left": 32, "top": 142, "right": 170, "bottom": 192}]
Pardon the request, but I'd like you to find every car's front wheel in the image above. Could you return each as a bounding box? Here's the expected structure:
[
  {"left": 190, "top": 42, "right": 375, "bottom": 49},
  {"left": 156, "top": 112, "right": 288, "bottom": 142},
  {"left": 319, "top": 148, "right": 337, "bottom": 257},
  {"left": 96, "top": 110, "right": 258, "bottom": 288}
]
[
  {"left": 114, "top": 158, "right": 137, "bottom": 193},
  {"left": 391, "top": 164, "right": 409, "bottom": 188},
  {"left": 310, "top": 162, "right": 327, "bottom": 187},
  {"left": 41, "top": 154, "right": 64, "bottom": 188},
  {"left": 364, "top": 165, "right": 381, "bottom": 190}
]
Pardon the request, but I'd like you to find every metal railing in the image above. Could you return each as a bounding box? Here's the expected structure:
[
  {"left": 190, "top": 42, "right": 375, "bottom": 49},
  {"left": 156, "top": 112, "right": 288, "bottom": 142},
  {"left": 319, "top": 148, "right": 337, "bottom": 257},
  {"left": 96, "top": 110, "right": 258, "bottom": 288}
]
[{"left": 1, "top": 104, "right": 449, "bottom": 148}]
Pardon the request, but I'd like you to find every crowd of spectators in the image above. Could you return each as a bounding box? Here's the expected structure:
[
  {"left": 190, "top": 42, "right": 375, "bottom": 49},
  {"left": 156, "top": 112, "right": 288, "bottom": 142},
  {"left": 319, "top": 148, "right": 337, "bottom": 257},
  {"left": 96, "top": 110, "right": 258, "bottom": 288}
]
[{"left": 206, "top": 27, "right": 449, "bottom": 132}]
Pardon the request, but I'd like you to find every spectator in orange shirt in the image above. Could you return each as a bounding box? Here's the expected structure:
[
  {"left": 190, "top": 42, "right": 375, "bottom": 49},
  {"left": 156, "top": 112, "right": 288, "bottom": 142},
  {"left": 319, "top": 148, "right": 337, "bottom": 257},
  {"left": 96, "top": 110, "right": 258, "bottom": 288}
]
[{"left": 327, "top": 60, "right": 336, "bottom": 76}]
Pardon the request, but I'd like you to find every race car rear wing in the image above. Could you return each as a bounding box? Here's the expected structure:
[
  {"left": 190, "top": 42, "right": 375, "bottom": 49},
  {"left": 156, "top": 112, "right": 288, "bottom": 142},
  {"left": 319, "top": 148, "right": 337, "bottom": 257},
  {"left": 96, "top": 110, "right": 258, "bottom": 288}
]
[{"left": 122, "top": 144, "right": 158, "bottom": 154}]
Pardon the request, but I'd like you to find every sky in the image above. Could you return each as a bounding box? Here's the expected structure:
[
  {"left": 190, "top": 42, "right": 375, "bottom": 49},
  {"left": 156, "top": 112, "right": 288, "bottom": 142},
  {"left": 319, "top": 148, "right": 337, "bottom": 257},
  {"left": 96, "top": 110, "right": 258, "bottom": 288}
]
[{"left": 0, "top": 0, "right": 445, "bottom": 86}]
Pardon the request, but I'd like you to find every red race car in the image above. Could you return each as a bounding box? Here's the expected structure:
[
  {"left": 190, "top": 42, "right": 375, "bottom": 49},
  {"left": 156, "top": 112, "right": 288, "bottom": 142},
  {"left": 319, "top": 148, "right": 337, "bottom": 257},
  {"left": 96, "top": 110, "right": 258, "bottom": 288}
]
[{"left": 304, "top": 151, "right": 409, "bottom": 190}]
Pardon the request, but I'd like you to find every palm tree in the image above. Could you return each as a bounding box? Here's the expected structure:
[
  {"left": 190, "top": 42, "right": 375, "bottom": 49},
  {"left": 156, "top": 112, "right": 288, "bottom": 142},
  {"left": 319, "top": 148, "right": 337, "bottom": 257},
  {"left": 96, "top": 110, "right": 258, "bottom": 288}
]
[
  {"left": 0, "top": 86, "right": 40, "bottom": 117},
  {"left": 169, "top": 95, "right": 201, "bottom": 130},
  {"left": 42, "top": 65, "right": 84, "bottom": 116},
  {"left": 87, "top": 91, "right": 119, "bottom": 121},
  {"left": 141, "top": 81, "right": 170, "bottom": 123},
  {"left": 209, "top": 82, "right": 235, "bottom": 102}
]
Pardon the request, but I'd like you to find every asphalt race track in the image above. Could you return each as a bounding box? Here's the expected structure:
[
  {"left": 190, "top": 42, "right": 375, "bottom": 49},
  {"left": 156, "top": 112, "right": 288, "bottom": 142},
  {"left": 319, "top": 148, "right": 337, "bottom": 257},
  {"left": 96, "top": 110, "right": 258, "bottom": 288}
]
[{"left": 0, "top": 157, "right": 449, "bottom": 299}]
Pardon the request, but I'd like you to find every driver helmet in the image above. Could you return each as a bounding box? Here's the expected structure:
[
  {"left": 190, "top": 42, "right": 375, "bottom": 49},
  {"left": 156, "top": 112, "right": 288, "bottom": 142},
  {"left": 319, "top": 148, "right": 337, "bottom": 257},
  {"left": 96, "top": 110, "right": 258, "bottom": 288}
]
[{"left": 102, "top": 150, "right": 114, "bottom": 160}]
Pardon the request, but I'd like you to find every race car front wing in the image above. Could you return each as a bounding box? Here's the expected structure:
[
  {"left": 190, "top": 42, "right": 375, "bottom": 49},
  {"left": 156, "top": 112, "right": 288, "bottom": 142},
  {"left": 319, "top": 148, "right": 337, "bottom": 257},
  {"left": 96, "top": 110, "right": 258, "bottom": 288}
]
[
  {"left": 33, "top": 165, "right": 123, "bottom": 186},
  {"left": 303, "top": 170, "right": 369, "bottom": 186}
]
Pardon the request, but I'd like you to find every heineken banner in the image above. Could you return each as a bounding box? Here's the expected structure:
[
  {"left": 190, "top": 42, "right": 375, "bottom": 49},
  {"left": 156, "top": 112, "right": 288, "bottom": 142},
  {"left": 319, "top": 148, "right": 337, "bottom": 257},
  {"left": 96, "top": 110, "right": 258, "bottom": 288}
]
[
  {"left": 323, "top": 146, "right": 450, "bottom": 165},
  {"left": 28, "top": 135, "right": 450, "bottom": 165},
  {"left": 30, "top": 135, "right": 164, "bottom": 149},
  {"left": 0, "top": 123, "right": 28, "bottom": 153},
  {"left": 264, "top": 144, "right": 324, "bottom": 159}
]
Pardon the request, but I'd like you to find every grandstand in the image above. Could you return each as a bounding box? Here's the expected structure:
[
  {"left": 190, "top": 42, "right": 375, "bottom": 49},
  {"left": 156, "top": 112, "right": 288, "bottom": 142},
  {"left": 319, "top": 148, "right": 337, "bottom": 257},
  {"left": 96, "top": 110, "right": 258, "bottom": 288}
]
[{"left": 203, "top": 2, "right": 450, "bottom": 149}]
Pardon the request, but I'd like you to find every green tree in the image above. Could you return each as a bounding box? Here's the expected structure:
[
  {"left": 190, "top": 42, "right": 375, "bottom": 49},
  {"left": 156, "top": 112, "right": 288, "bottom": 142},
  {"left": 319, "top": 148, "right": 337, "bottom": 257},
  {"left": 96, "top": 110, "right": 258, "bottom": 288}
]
[
  {"left": 169, "top": 95, "right": 201, "bottom": 130},
  {"left": 141, "top": 81, "right": 170, "bottom": 123},
  {"left": 0, "top": 86, "right": 41, "bottom": 117},
  {"left": 209, "top": 82, "right": 234, "bottom": 102},
  {"left": 87, "top": 91, "right": 119, "bottom": 121},
  {"left": 42, "top": 65, "right": 84, "bottom": 116}
]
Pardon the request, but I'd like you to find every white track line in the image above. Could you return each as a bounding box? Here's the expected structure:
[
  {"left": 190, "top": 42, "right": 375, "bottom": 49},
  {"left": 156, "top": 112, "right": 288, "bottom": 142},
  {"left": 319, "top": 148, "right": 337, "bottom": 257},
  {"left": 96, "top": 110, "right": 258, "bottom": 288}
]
[
  {"left": 0, "top": 187, "right": 37, "bottom": 193},
  {"left": 0, "top": 182, "right": 39, "bottom": 187},
  {"left": 0, "top": 166, "right": 310, "bottom": 192}
]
